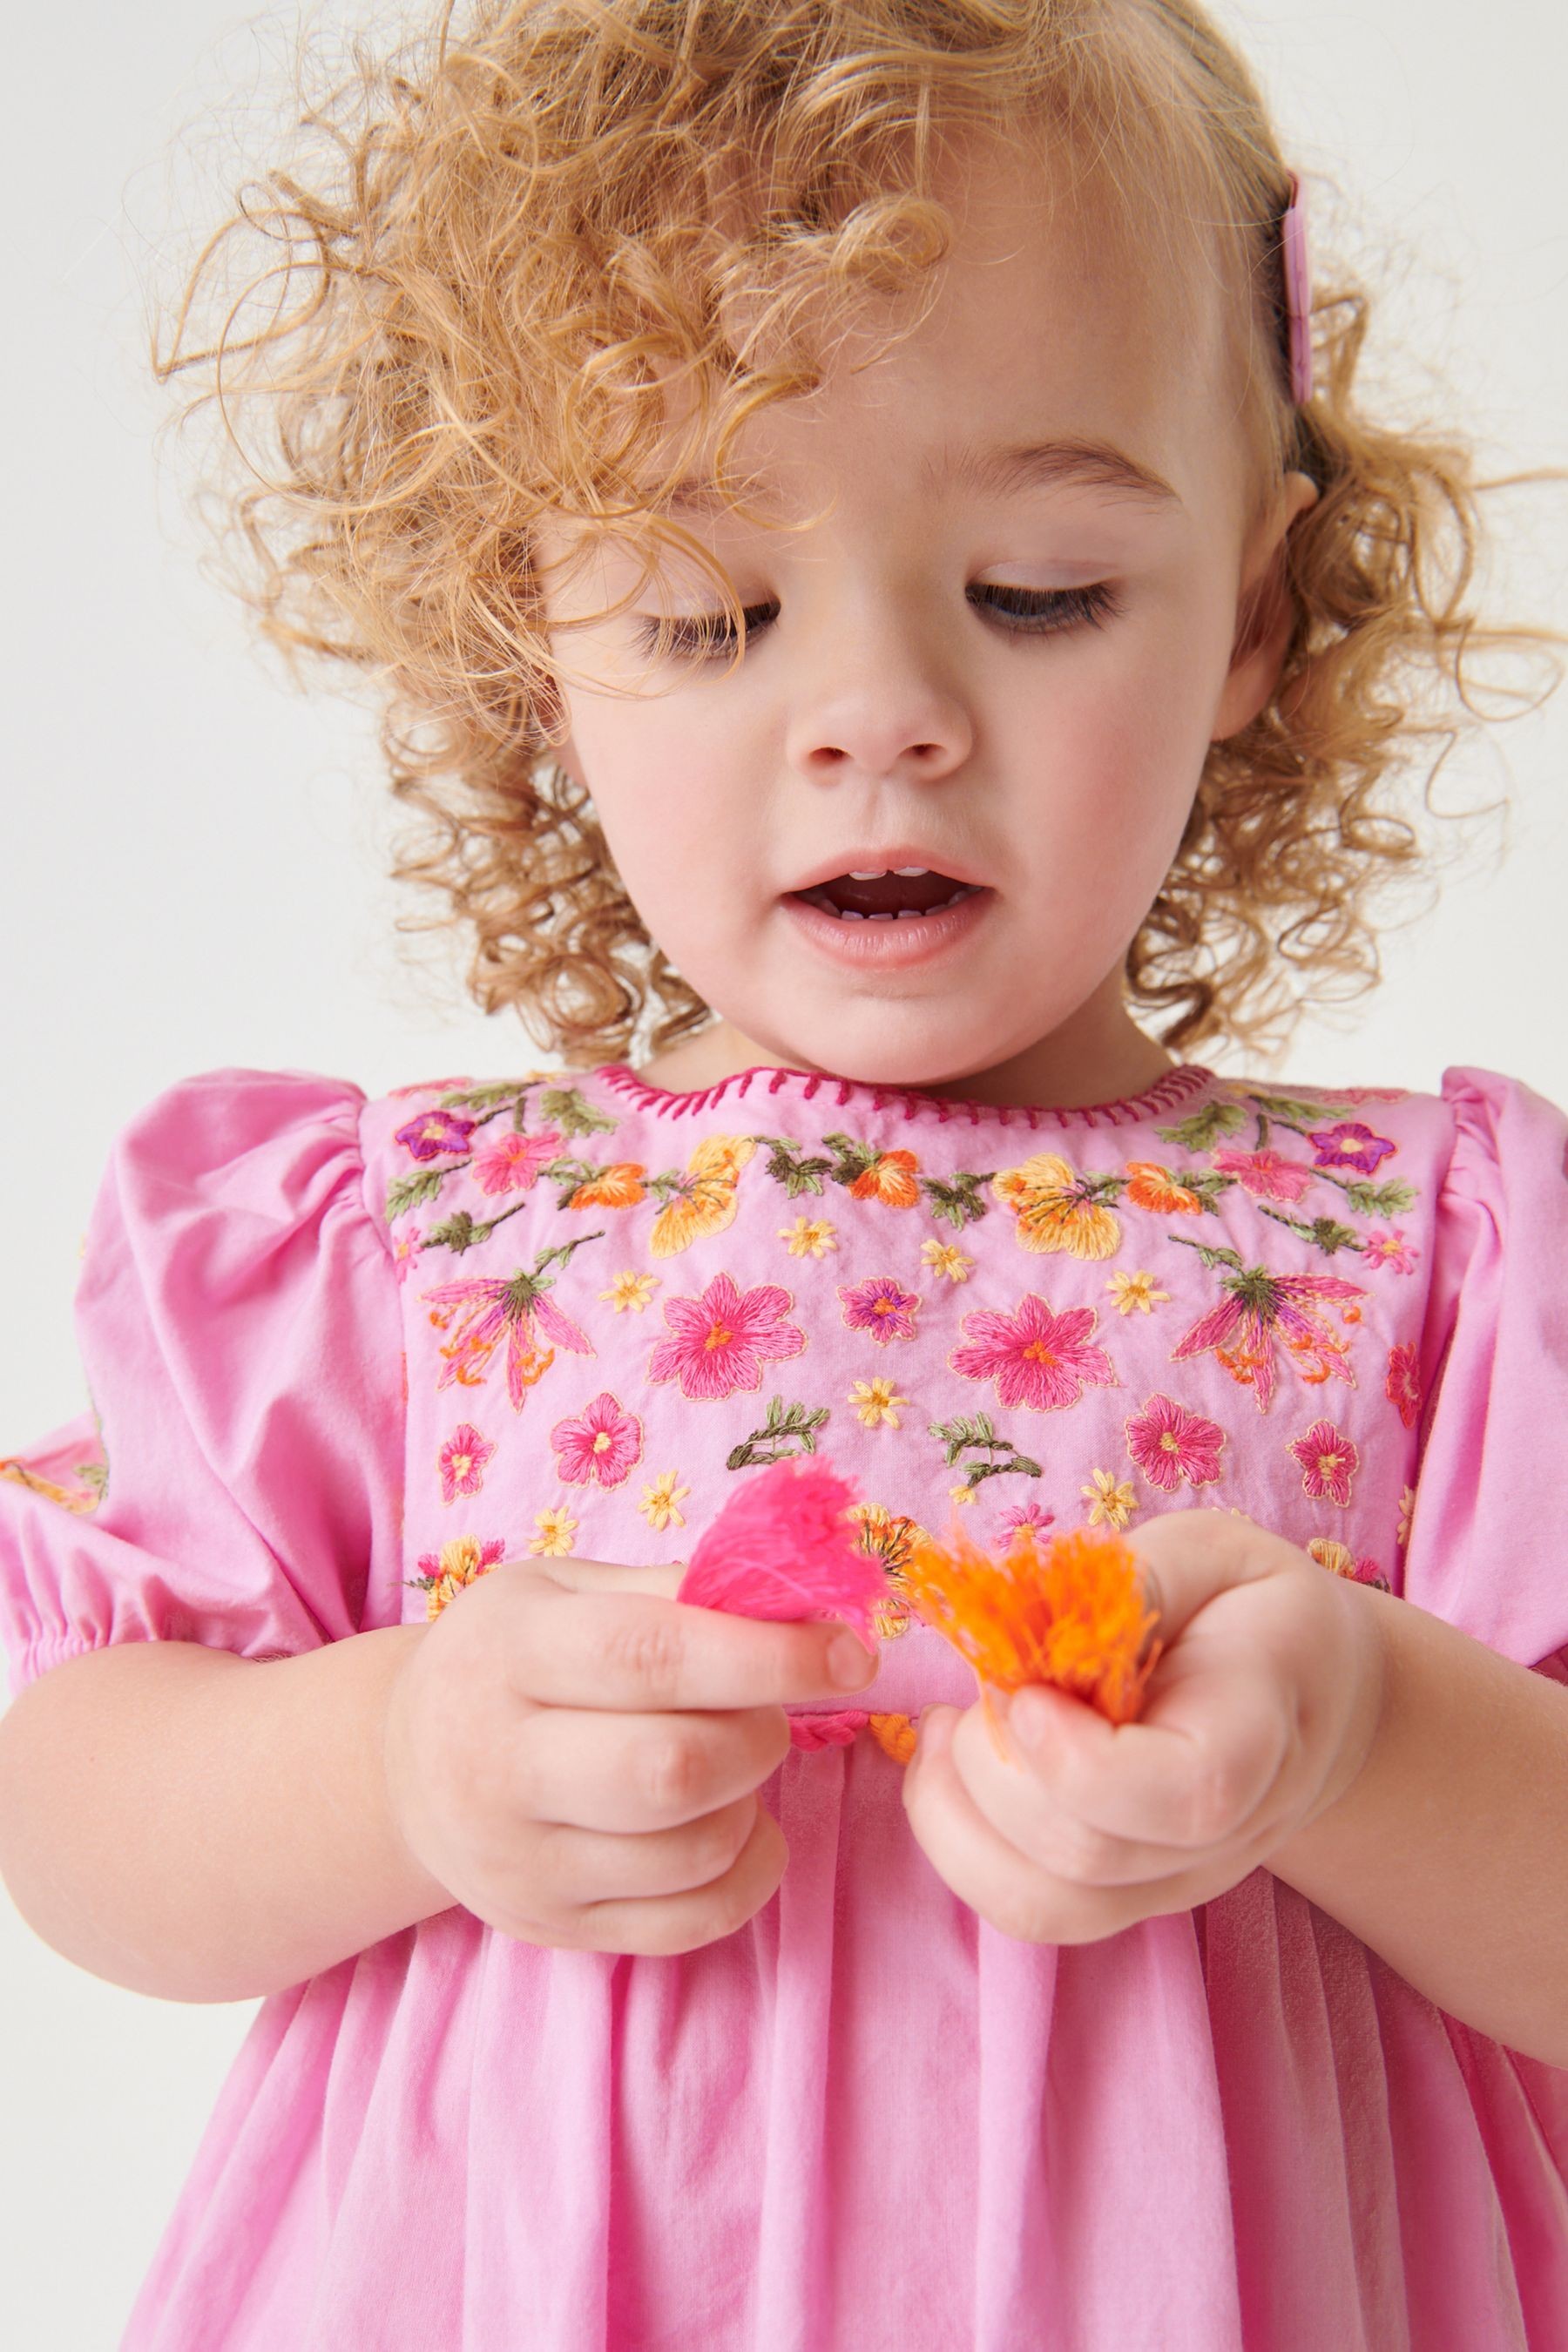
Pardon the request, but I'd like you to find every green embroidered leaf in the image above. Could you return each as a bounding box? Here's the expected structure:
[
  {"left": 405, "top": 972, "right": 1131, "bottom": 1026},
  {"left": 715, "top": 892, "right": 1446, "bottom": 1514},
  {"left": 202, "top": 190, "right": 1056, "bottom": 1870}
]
[
  {"left": 385, "top": 1169, "right": 446, "bottom": 1221},
  {"left": 957, "top": 1454, "right": 1044, "bottom": 1489},
  {"left": 1342, "top": 1178, "right": 1417, "bottom": 1216},
  {"left": 762, "top": 1139, "right": 835, "bottom": 1198},
  {"left": 725, "top": 1396, "right": 832, "bottom": 1470},
  {"left": 821, "top": 1131, "right": 883, "bottom": 1184},
  {"left": 437, "top": 1083, "right": 520, "bottom": 1112},
  {"left": 1255, "top": 1203, "right": 1362, "bottom": 1255},
  {"left": 538, "top": 1087, "right": 618, "bottom": 1139},
  {"left": 920, "top": 1172, "right": 995, "bottom": 1230},
  {"left": 1154, "top": 1101, "right": 1247, "bottom": 1151},
  {"left": 424, "top": 1209, "right": 482, "bottom": 1254},
  {"left": 1242, "top": 1091, "right": 1335, "bottom": 1127},
  {"left": 1169, "top": 1233, "right": 1244, "bottom": 1272}
]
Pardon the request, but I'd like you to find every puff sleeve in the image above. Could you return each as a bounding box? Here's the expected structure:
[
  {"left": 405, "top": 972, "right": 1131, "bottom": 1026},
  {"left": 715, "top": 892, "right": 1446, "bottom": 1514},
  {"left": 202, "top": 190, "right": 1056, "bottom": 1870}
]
[
  {"left": 0, "top": 1070, "right": 406, "bottom": 1698},
  {"left": 1401, "top": 1066, "right": 1568, "bottom": 1672}
]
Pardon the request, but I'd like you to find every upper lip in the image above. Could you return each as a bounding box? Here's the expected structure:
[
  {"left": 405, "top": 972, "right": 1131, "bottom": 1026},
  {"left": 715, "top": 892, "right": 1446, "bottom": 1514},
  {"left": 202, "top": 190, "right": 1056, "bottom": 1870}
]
[{"left": 782, "top": 848, "right": 990, "bottom": 896}]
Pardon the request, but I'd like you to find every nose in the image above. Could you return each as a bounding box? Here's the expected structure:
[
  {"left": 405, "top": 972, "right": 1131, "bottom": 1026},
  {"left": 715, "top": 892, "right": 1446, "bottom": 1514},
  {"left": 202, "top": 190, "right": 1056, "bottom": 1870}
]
[{"left": 781, "top": 604, "right": 973, "bottom": 786}]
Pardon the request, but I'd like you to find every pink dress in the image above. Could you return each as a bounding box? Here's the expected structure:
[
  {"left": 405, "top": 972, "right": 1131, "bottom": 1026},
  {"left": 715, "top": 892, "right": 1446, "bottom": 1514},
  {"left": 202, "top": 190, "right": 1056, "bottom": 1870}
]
[{"left": 4, "top": 1056, "right": 1568, "bottom": 2350}]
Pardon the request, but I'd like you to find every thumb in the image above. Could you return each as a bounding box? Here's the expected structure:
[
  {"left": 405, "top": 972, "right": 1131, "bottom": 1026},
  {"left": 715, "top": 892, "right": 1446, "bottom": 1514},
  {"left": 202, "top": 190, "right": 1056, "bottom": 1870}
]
[{"left": 1123, "top": 1506, "right": 1288, "bottom": 1644}]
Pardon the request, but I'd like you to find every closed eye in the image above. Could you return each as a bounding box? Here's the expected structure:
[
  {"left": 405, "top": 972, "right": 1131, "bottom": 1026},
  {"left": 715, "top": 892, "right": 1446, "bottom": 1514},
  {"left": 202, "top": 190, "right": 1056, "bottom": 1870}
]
[{"left": 632, "top": 579, "right": 1122, "bottom": 661}]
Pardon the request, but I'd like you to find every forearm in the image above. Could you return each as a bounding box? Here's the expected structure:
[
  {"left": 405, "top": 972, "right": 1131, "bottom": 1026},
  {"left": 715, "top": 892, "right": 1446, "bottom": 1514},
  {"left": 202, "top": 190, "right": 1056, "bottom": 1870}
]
[
  {"left": 1269, "top": 1587, "right": 1568, "bottom": 2066},
  {"left": 0, "top": 1630, "right": 452, "bottom": 2004}
]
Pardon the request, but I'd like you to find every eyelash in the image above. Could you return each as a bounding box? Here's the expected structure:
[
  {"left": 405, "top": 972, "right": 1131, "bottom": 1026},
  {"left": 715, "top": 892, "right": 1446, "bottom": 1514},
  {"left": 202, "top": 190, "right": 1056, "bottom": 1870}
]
[{"left": 632, "top": 580, "right": 1122, "bottom": 661}]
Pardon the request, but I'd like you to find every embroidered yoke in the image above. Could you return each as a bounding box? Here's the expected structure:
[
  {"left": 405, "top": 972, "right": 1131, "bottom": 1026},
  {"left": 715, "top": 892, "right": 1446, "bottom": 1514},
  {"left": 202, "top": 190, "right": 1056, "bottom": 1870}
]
[{"left": 4, "top": 1056, "right": 1568, "bottom": 2350}]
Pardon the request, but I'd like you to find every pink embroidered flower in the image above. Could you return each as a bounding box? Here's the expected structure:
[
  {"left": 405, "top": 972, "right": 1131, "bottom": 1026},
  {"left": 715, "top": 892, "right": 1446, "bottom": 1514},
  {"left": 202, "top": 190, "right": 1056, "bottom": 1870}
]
[
  {"left": 1307, "top": 1121, "right": 1396, "bottom": 1176},
  {"left": 837, "top": 1274, "right": 923, "bottom": 1345},
  {"left": 646, "top": 1272, "right": 807, "bottom": 1402},
  {"left": 438, "top": 1422, "right": 496, "bottom": 1504},
  {"left": 1362, "top": 1226, "right": 1419, "bottom": 1274},
  {"left": 1287, "top": 1418, "right": 1359, "bottom": 1506},
  {"left": 997, "top": 1498, "right": 1057, "bottom": 1543},
  {"left": 949, "top": 1294, "right": 1118, "bottom": 1413},
  {"left": 1385, "top": 1341, "right": 1422, "bottom": 1429},
  {"left": 1125, "top": 1393, "right": 1226, "bottom": 1491},
  {"left": 550, "top": 1390, "right": 644, "bottom": 1488},
  {"left": 1211, "top": 1146, "right": 1314, "bottom": 1203},
  {"left": 421, "top": 1271, "right": 592, "bottom": 1409},
  {"left": 395, "top": 1108, "right": 477, "bottom": 1161},
  {"left": 1170, "top": 1257, "right": 1366, "bottom": 1413},
  {"left": 471, "top": 1126, "right": 564, "bottom": 1198}
]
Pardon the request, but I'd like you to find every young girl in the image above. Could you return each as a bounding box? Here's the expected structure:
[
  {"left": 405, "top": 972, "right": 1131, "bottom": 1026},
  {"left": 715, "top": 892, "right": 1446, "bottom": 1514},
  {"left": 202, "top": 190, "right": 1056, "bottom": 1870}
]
[{"left": 3, "top": 1, "right": 1567, "bottom": 2344}]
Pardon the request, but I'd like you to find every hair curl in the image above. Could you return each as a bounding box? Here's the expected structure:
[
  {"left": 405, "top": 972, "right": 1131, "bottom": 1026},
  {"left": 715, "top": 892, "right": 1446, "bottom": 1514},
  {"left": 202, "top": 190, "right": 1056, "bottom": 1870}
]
[{"left": 157, "top": 0, "right": 1564, "bottom": 1068}]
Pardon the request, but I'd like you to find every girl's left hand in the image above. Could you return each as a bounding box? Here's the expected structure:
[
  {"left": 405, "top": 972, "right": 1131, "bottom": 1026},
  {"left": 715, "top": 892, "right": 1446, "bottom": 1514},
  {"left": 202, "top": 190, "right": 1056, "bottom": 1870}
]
[{"left": 900, "top": 1507, "right": 1388, "bottom": 1944}]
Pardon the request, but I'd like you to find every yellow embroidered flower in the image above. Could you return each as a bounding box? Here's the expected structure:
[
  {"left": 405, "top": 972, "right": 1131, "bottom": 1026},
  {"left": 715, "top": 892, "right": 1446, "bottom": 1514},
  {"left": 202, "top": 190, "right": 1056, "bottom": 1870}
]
[
  {"left": 1081, "top": 1469, "right": 1136, "bottom": 1529},
  {"left": 1105, "top": 1269, "right": 1170, "bottom": 1315},
  {"left": 1307, "top": 1537, "right": 1355, "bottom": 1578},
  {"left": 850, "top": 1501, "right": 925, "bottom": 1575},
  {"left": 421, "top": 1533, "right": 504, "bottom": 1619},
  {"left": 848, "top": 1377, "right": 908, "bottom": 1429},
  {"left": 528, "top": 1504, "right": 579, "bottom": 1558},
  {"left": 638, "top": 1470, "right": 691, "bottom": 1532},
  {"left": 650, "top": 1134, "right": 758, "bottom": 1256},
  {"left": 949, "top": 1482, "right": 979, "bottom": 1506},
  {"left": 993, "top": 1152, "right": 1122, "bottom": 1260},
  {"left": 920, "top": 1238, "right": 974, "bottom": 1282},
  {"left": 599, "top": 1269, "right": 659, "bottom": 1314},
  {"left": 779, "top": 1214, "right": 838, "bottom": 1259},
  {"left": 1396, "top": 1484, "right": 1416, "bottom": 1549}
]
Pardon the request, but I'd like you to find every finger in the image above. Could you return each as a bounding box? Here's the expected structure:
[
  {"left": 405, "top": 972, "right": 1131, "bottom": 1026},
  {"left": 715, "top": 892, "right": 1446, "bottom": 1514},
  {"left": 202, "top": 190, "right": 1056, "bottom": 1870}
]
[
  {"left": 510, "top": 1704, "right": 793, "bottom": 1833},
  {"left": 903, "top": 1712, "right": 1277, "bottom": 1942},
  {"left": 532, "top": 1790, "right": 765, "bottom": 1906},
  {"left": 477, "top": 1557, "right": 881, "bottom": 1712},
  {"left": 994, "top": 1657, "right": 1293, "bottom": 1853}
]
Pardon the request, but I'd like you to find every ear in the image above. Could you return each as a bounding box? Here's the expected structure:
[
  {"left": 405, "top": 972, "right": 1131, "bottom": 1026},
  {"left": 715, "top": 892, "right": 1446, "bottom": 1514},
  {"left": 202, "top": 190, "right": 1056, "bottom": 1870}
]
[{"left": 1210, "top": 470, "right": 1319, "bottom": 742}]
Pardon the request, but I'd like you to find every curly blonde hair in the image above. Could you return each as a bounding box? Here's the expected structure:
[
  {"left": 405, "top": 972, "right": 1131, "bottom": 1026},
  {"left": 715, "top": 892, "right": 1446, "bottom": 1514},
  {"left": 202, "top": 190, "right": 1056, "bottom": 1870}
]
[{"left": 157, "top": 0, "right": 1562, "bottom": 1068}]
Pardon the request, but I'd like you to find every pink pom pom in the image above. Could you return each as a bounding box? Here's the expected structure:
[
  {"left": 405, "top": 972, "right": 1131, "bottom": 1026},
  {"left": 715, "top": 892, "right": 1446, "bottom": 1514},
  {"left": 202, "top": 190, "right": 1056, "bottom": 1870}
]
[{"left": 676, "top": 1456, "right": 889, "bottom": 1646}]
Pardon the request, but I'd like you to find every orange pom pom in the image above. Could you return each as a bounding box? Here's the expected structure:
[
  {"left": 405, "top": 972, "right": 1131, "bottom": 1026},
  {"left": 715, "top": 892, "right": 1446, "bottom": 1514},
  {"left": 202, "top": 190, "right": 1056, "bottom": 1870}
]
[{"left": 898, "top": 1520, "right": 1164, "bottom": 1754}]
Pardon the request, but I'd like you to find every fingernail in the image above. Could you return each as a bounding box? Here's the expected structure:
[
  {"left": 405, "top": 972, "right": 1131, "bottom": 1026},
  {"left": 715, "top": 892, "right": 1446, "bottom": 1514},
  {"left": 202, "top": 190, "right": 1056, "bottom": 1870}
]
[{"left": 828, "top": 1631, "right": 877, "bottom": 1688}]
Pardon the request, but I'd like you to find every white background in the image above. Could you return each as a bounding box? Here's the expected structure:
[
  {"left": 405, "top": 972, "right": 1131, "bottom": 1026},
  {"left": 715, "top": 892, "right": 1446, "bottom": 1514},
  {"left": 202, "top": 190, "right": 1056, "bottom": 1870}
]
[{"left": 3, "top": 3, "right": 1565, "bottom": 2341}]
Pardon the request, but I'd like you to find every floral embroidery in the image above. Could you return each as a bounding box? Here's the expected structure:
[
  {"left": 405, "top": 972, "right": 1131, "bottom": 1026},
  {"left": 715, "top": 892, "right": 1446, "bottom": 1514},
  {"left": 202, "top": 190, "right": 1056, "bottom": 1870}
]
[
  {"left": 1396, "top": 1484, "right": 1416, "bottom": 1548},
  {"left": 647, "top": 1272, "right": 807, "bottom": 1402},
  {"left": 779, "top": 1214, "right": 838, "bottom": 1258},
  {"left": 950, "top": 1482, "right": 979, "bottom": 1504},
  {"left": 849, "top": 1377, "right": 908, "bottom": 1429},
  {"left": 648, "top": 1134, "right": 757, "bottom": 1256},
  {"left": 396, "top": 1108, "right": 476, "bottom": 1162},
  {"left": 472, "top": 1126, "right": 564, "bottom": 1197},
  {"left": 1385, "top": 1342, "right": 1423, "bottom": 1429},
  {"left": 1105, "top": 1269, "right": 1170, "bottom": 1315},
  {"left": 929, "top": 1411, "right": 1043, "bottom": 1494},
  {"left": 568, "top": 1160, "right": 647, "bottom": 1211},
  {"left": 405, "top": 1533, "right": 506, "bottom": 1619},
  {"left": 599, "top": 1269, "right": 659, "bottom": 1313},
  {"left": 1168, "top": 1239, "right": 1365, "bottom": 1412},
  {"left": 851, "top": 1503, "right": 927, "bottom": 1639},
  {"left": 638, "top": 1470, "right": 691, "bottom": 1531},
  {"left": 550, "top": 1390, "right": 643, "bottom": 1489},
  {"left": 1210, "top": 1146, "right": 1314, "bottom": 1203},
  {"left": 997, "top": 1497, "right": 1057, "bottom": 1542},
  {"left": 950, "top": 1294, "right": 1119, "bottom": 1413},
  {"left": 529, "top": 1504, "right": 579, "bottom": 1558},
  {"left": 726, "top": 1396, "right": 831, "bottom": 1469},
  {"left": 1307, "top": 1537, "right": 1389, "bottom": 1592},
  {"left": 1362, "top": 1226, "right": 1419, "bottom": 1274},
  {"left": 438, "top": 1422, "right": 495, "bottom": 1504},
  {"left": 921, "top": 1238, "right": 974, "bottom": 1281},
  {"left": 1308, "top": 1121, "right": 1396, "bottom": 1176},
  {"left": 421, "top": 1235, "right": 599, "bottom": 1409},
  {"left": 992, "top": 1152, "right": 1123, "bottom": 1258},
  {"left": 1125, "top": 1393, "right": 1226, "bottom": 1492},
  {"left": 838, "top": 1274, "right": 923, "bottom": 1344},
  {"left": 1081, "top": 1468, "right": 1137, "bottom": 1528},
  {"left": 1288, "top": 1418, "right": 1359, "bottom": 1507},
  {"left": 1124, "top": 1160, "right": 1206, "bottom": 1214},
  {"left": 847, "top": 1146, "right": 921, "bottom": 1207}
]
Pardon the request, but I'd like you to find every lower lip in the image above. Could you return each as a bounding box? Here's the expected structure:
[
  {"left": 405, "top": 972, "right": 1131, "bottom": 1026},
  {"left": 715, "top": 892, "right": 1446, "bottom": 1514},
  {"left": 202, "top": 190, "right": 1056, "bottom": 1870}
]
[{"left": 780, "top": 888, "right": 991, "bottom": 970}]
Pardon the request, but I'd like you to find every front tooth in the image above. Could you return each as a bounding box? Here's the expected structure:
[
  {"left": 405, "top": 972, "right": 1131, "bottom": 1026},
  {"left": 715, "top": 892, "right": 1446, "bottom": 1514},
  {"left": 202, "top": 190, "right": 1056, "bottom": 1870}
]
[
  {"left": 867, "top": 910, "right": 895, "bottom": 922},
  {"left": 848, "top": 868, "right": 886, "bottom": 880},
  {"left": 838, "top": 908, "right": 867, "bottom": 921},
  {"left": 892, "top": 865, "right": 930, "bottom": 877}
]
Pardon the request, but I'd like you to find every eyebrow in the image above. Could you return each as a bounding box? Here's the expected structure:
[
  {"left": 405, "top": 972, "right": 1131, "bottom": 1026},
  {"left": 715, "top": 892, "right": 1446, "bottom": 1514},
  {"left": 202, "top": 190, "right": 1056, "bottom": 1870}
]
[{"left": 656, "top": 436, "right": 1181, "bottom": 515}]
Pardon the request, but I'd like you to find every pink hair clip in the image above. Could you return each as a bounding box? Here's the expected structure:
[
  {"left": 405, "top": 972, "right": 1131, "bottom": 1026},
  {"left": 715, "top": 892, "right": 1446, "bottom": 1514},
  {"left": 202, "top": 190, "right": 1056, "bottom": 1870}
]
[{"left": 1280, "top": 170, "right": 1314, "bottom": 405}]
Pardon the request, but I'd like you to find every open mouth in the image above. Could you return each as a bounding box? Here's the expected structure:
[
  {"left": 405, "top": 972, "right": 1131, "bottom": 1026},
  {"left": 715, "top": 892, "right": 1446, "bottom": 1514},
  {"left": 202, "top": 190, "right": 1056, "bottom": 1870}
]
[{"left": 790, "top": 867, "right": 984, "bottom": 922}]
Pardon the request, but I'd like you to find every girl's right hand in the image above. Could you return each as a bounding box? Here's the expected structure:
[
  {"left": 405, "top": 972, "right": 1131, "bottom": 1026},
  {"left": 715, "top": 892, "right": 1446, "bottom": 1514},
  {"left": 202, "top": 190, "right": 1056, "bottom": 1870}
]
[{"left": 381, "top": 1553, "right": 879, "bottom": 1957}]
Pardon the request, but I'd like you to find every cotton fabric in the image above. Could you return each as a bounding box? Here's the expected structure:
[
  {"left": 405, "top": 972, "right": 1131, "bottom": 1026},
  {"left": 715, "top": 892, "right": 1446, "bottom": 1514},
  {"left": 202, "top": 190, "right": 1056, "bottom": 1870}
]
[{"left": 3, "top": 1056, "right": 1568, "bottom": 2350}]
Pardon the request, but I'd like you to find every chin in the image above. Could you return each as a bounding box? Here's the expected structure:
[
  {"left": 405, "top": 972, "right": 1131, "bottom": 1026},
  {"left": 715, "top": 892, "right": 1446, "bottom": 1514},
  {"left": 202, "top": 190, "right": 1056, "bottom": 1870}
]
[{"left": 736, "top": 1004, "right": 1043, "bottom": 1095}]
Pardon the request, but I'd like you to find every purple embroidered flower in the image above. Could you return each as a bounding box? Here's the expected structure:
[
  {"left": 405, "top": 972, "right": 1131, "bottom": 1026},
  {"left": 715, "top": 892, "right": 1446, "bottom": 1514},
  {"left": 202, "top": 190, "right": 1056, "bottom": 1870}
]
[
  {"left": 1306, "top": 1120, "right": 1396, "bottom": 1177},
  {"left": 837, "top": 1274, "right": 923, "bottom": 1345},
  {"left": 396, "top": 1108, "right": 477, "bottom": 1161}
]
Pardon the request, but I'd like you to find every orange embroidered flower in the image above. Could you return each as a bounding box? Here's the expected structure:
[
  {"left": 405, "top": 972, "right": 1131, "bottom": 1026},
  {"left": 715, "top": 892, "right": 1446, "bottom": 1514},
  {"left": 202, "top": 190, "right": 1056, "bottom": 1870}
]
[
  {"left": 568, "top": 1160, "right": 646, "bottom": 1210},
  {"left": 1123, "top": 1159, "right": 1204, "bottom": 1214},
  {"left": 848, "top": 1147, "right": 921, "bottom": 1207},
  {"left": 649, "top": 1134, "right": 757, "bottom": 1255},
  {"left": 992, "top": 1152, "right": 1121, "bottom": 1259}
]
